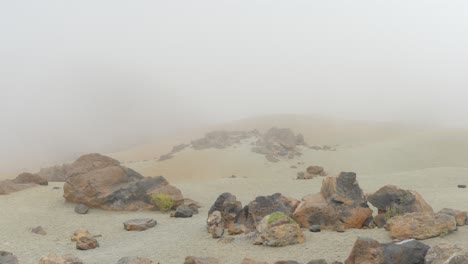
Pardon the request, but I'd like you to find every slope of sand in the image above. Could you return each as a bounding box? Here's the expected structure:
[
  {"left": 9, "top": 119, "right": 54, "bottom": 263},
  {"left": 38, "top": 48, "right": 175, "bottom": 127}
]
[{"left": 1, "top": 115, "right": 468, "bottom": 263}]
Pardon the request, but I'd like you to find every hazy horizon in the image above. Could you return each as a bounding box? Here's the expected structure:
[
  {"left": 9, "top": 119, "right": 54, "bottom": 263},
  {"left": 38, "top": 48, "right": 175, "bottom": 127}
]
[{"left": 1, "top": 0, "right": 467, "bottom": 173}]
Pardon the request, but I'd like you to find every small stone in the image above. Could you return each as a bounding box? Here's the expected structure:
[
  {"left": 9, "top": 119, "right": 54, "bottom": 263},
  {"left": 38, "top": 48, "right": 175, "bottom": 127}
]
[
  {"left": 174, "top": 205, "right": 193, "bottom": 218},
  {"left": 52, "top": 187, "right": 60, "bottom": 190},
  {"left": 0, "top": 251, "right": 18, "bottom": 264},
  {"left": 32, "top": 226, "right": 47, "bottom": 235},
  {"left": 336, "top": 225, "right": 345, "bottom": 233},
  {"left": 74, "top": 204, "right": 89, "bottom": 214},
  {"left": 458, "top": 184, "right": 466, "bottom": 188},
  {"left": 124, "top": 218, "right": 157, "bottom": 231},
  {"left": 76, "top": 236, "right": 99, "bottom": 250},
  {"left": 309, "top": 225, "right": 321, "bottom": 232}
]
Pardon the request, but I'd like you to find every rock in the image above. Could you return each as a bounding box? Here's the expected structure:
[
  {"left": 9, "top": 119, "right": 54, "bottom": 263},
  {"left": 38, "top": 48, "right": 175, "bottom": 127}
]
[
  {"left": 290, "top": 166, "right": 297, "bottom": 169},
  {"left": 335, "top": 225, "right": 345, "bottom": 233},
  {"left": 0, "top": 180, "right": 37, "bottom": 195},
  {"left": 381, "top": 239, "right": 430, "bottom": 264},
  {"left": 63, "top": 153, "right": 184, "bottom": 211},
  {"left": 457, "top": 185, "right": 466, "bottom": 188},
  {"left": 37, "top": 164, "right": 71, "bottom": 182},
  {"left": 344, "top": 237, "right": 384, "bottom": 264},
  {"left": 368, "top": 185, "right": 433, "bottom": 222},
  {"left": 438, "top": 208, "right": 467, "bottom": 226},
  {"left": 184, "top": 256, "right": 220, "bottom": 264},
  {"left": 14, "top": 172, "right": 48, "bottom": 185},
  {"left": 241, "top": 258, "right": 269, "bottom": 264},
  {"left": 116, "top": 256, "right": 160, "bottom": 264},
  {"left": 208, "top": 193, "right": 243, "bottom": 230},
  {"left": 32, "top": 226, "right": 47, "bottom": 235},
  {"left": 38, "top": 253, "right": 83, "bottom": 264},
  {"left": 309, "top": 225, "right": 321, "bottom": 232},
  {"left": 124, "top": 218, "right": 157, "bottom": 231},
  {"left": 71, "top": 229, "right": 91, "bottom": 242},
  {"left": 192, "top": 130, "right": 258, "bottom": 150},
  {"left": 306, "top": 166, "right": 325, "bottom": 175},
  {"left": 307, "top": 260, "right": 327, "bottom": 264},
  {"left": 52, "top": 187, "right": 60, "bottom": 190},
  {"left": 425, "top": 242, "right": 468, "bottom": 264},
  {"left": 296, "top": 172, "right": 317, "bottom": 180},
  {"left": 255, "top": 212, "right": 305, "bottom": 247},
  {"left": 76, "top": 235, "right": 99, "bottom": 250},
  {"left": 293, "top": 172, "right": 372, "bottom": 230},
  {"left": 207, "top": 211, "right": 224, "bottom": 238},
  {"left": 386, "top": 212, "right": 457, "bottom": 240},
  {"left": 0, "top": 251, "right": 18, "bottom": 264},
  {"left": 175, "top": 205, "right": 194, "bottom": 218},
  {"left": 274, "top": 261, "right": 300, "bottom": 264},
  {"left": 373, "top": 214, "right": 387, "bottom": 228},
  {"left": 228, "top": 224, "right": 247, "bottom": 235},
  {"left": 251, "top": 128, "right": 305, "bottom": 162},
  {"left": 217, "top": 236, "right": 234, "bottom": 243},
  {"left": 74, "top": 204, "right": 89, "bottom": 214},
  {"left": 236, "top": 193, "right": 299, "bottom": 231},
  {"left": 182, "top": 199, "right": 201, "bottom": 214}
]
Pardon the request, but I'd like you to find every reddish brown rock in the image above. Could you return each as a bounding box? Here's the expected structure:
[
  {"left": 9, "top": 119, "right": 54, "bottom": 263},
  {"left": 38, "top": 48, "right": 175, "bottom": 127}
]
[
  {"left": 38, "top": 253, "right": 83, "bottom": 264},
  {"left": 63, "top": 153, "right": 184, "bottom": 211},
  {"left": 293, "top": 172, "right": 372, "bottom": 230},
  {"left": 344, "top": 237, "right": 384, "bottom": 264},
  {"left": 387, "top": 212, "right": 457, "bottom": 240},
  {"left": 76, "top": 236, "right": 99, "bottom": 250}
]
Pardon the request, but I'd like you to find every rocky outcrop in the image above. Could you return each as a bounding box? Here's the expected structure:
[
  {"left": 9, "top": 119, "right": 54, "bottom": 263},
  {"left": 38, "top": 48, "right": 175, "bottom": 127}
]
[
  {"left": 252, "top": 128, "right": 305, "bottom": 162},
  {"left": 116, "top": 256, "right": 160, "bottom": 264},
  {"left": 425, "top": 242, "right": 468, "bottom": 264},
  {"left": 184, "top": 256, "right": 220, "bottom": 264},
  {"left": 63, "top": 153, "right": 184, "bottom": 211},
  {"left": 38, "top": 253, "right": 83, "bottom": 264},
  {"left": 293, "top": 172, "right": 372, "bottom": 230},
  {"left": 345, "top": 237, "right": 429, "bottom": 264},
  {"left": 386, "top": 212, "right": 457, "bottom": 240},
  {"left": 123, "top": 218, "right": 157, "bottom": 231},
  {"left": 254, "top": 212, "right": 305, "bottom": 247},
  {"left": 237, "top": 193, "right": 299, "bottom": 231},
  {"left": 0, "top": 172, "right": 48, "bottom": 195},
  {"left": 192, "top": 130, "right": 259, "bottom": 150},
  {"left": 0, "top": 251, "right": 18, "bottom": 264},
  {"left": 368, "top": 185, "right": 433, "bottom": 227},
  {"left": 37, "top": 164, "right": 72, "bottom": 182}
]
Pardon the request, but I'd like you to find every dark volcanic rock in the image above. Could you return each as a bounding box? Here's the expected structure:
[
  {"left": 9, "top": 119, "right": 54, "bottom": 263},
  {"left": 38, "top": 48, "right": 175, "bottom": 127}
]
[
  {"left": 32, "top": 226, "right": 47, "bottom": 235},
  {"left": 74, "top": 204, "right": 89, "bottom": 214},
  {"left": 309, "top": 225, "right": 321, "bottom": 232},
  {"left": 175, "top": 205, "right": 194, "bottom": 218},
  {"left": 208, "top": 193, "right": 243, "bottom": 229},
  {"left": 63, "top": 153, "right": 184, "bottom": 211}
]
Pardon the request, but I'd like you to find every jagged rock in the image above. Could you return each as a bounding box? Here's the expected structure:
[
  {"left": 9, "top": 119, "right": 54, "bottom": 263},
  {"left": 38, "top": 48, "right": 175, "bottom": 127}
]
[
  {"left": 386, "top": 212, "right": 457, "bottom": 240},
  {"left": 208, "top": 193, "right": 243, "bottom": 229},
  {"left": 74, "top": 204, "right": 89, "bottom": 214},
  {"left": 368, "top": 185, "right": 433, "bottom": 223},
  {"left": 71, "top": 229, "right": 91, "bottom": 242},
  {"left": 76, "top": 236, "right": 99, "bottom": 250},
  {"left": 0, "top": 251, "right": 18, "bottom": 264},
  {"left": 32, "top": 226, "right": 47, "bottom": 235},
  {"left": 425, "top": 242, "right": 468, "bottom": 264},
  {"left": 438, "top": 208, "right": 467, "bottom": 226},
  {"left": 293, "top": 172, "right": 372, "bottom": 230},
  {"left": 255, "top": 212, "right": 305, "bottom": 247},
  {"left": 184, "top": 256, "right": 220, "bottom": 264},
  {"left": 116, "top": 256, "right": 160, "bottom": 264},
  {"left": 38, "top": 253, "right": 83, "bottom": 264},
  {"left": 123, "top": 218, "right": 157, "bottom": 231},
  {"left": 63, "top": 153, "right": 184, "bottom": 211},
  {"left": 241, "top": 258, "right": 269, "bottom": 264}
]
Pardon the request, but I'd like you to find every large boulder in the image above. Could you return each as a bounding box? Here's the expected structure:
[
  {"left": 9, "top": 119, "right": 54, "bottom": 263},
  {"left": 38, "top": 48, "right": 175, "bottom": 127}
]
[
  {"left": 63, "top": 153, "right": 184, "bottom": 211},
  {"left": 386, "top": 212, "right": 457, "bottom": 240},
  {"left": 0, "top": 251, "right": 19, "bottom": 264},
  {"left": 293, "top": 172, "right": 373, "bottom": 230},
  {"left": 368, "top": 185, "right": 433, "bottom": 227},
  {"left": 425, "top": 242, "right": 468, "bottom": 264},
  {"left": 254, "top": 212, "right": 305, "bottom": 247},
  {"left": 236, "top": 193, "right": 299, "bottom": 230},
  {"left": 208, "top": 193, "right": 243, "bottom": 229}
]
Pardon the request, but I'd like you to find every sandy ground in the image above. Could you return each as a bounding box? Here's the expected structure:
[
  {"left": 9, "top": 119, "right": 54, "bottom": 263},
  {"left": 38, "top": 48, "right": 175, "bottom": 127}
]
[{"left": 2, "top": 116, "right": 468, "bottom": 263}]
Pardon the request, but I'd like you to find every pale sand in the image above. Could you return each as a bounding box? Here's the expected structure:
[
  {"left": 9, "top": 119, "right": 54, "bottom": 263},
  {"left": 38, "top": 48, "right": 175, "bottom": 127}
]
[{"left": 2, "top": 116, "right": 468, "bottom": 263}]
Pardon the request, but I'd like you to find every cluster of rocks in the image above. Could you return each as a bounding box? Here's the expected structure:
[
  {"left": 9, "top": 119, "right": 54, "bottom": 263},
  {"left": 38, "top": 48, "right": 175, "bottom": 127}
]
[
  {"left": 296, "top": 165, "right": 327, "bottom": 179},
  {"left": 251, "top": 128, "right": 305, "bottom": 162},
  {"left": 192, "top": 130, "right": 260, "bottom": 150},
  {"left": 158, "top": 144, "right": 190, "bottom": 161},
  {"left": 0, "top": 172, "right": 48, "bottom": 195},
  {"left": 62, "top": 153, "right": 186, "bottom": 211}
]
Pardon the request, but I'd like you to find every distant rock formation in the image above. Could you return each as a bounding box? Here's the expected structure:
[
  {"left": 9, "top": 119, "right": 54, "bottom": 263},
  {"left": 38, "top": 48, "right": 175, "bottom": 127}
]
[
  {"left": 192, "top": 130, "right": 260, "bottom": 150},
  {"left": 63, "top": 153, "right": 185, "bottom": 211},
  {"left": 251, "top": 128, "right": 305, "bottom": 162},
  {"left": 37, "top": 164, "right": 72, "bottom": 182},
  {"left": 0, "top": 172, "right": 48, "bottom": 195}
]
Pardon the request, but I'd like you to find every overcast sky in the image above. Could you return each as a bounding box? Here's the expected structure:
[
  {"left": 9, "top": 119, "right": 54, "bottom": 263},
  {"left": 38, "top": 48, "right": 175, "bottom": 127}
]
[{"left": 1, "top": 0, "right": 467, "bottom": 171}]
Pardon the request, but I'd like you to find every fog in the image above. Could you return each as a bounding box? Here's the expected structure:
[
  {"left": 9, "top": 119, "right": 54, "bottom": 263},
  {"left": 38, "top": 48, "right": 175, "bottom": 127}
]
[{"left": 1, "top": 0, "right": 467, "bottom": 173}]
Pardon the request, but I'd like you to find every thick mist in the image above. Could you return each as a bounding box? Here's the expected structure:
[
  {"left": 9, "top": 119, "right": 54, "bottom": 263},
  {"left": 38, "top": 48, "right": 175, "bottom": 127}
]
[{"left": 1, "top": 0, "right": 467, "bottom": 173}]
